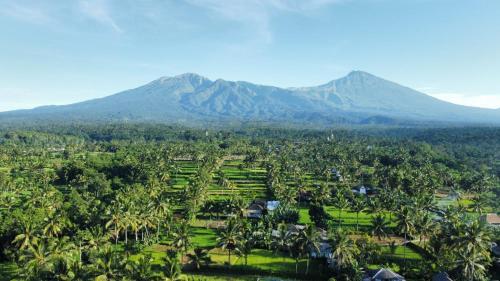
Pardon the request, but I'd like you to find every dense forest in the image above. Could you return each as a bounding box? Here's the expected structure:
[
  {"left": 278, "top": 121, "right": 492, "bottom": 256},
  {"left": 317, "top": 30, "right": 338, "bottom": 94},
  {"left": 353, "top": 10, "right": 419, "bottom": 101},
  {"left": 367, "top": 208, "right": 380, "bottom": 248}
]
[{"left": 0, "top": 124, "right": 498, "bottom": 281}]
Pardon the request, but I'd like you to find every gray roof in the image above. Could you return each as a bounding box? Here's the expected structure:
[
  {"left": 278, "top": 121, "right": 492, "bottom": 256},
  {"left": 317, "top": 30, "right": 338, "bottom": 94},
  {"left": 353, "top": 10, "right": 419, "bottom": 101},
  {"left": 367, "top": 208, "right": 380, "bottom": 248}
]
[
  {"left": 492, "top": 245, "right": 500, "bottom": 257},
  {"left": 366, "top": 268, "right": 405, "bottom": 280},
  {"left": 432, "top": 272, "right": 453, "bottom": 281}
]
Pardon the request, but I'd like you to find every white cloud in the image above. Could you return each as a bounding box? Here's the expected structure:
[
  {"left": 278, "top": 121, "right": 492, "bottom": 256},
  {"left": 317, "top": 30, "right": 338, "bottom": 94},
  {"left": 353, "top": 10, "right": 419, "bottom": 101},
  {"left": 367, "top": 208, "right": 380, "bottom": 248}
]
[
  {"left": 427, "top": 92, "right": 500, "bottom": 109},
  {"left": 0, "top": 1, "right": 52, "bottom": 24},
  {"left": 78, "top": 0, "right": 122, "bottom": 33},
  {"left": 183, "top": 0, "right": 342, "bottom": 43}
]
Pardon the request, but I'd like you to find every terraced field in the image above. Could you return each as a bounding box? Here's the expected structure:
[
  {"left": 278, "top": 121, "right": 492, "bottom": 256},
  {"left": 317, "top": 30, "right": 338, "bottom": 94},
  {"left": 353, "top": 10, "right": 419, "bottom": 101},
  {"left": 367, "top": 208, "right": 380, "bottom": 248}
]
[{"left": 172, "top": 160, "right": 268, "bottom": 200}]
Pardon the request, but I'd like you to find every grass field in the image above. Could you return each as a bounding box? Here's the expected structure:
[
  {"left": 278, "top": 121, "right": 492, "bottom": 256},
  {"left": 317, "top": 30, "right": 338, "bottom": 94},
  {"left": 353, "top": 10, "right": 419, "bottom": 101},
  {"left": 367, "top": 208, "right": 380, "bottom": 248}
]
[
  {"left": 299, "top": 206, "right": 396, "bottom": 231},
  {"left": 208, "top": 248, "right": 311, "bottom": 274},
  {"left": 172, "top": 160, "right": 268, "bottom": 200},
  {"left": 186, "top": 273, "right": 299, "bottom": 280},
  {"left": 191, "top": 227, "right": 218, "bottom": 248},
  {"left": 381, "top": 245, "right": 422, "bottom": 260}
]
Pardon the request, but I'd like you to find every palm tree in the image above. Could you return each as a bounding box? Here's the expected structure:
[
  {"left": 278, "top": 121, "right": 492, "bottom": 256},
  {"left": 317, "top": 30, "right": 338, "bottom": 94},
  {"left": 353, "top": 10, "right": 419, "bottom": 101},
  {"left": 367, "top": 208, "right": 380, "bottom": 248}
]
[
  {"left": 288, "top": 231, "right": 307, "bottom": 274},
  {"left": 186, "top": 248, "right": 211, "bottom": 270},
  {"left": 125, "top": 254, "right": 159, "bottom": 281},
  {"left": 91, "top": 244, "right": 127, "bottom": 281},
  {"left": 415, "top": 212, "right": 436, "bottom": 246},
  {"left": 82, "top": 226, "right": 109, "bottom": 252},
  {"left": 47, "top": 236, "right": 78, "bottom": 268},
  {"left": 162, "top": 250, "right": 187, "bottom": 281},
  {"left": 18, "top": 239, "right": 51, "bottom": 280},
  {"left": 172, "top": 221, "right": 191, "bottom": 264},
  {"left": 271, "top": 222, "right": 290, "bottom": 258},
  {"left": 455, "top": 250, "right": 490, "bottom": 281},
  {"left": 396, "top": 207, "right": 416, "bottom": 268},
  {"left": 303, "top": 225, "right": 321, "bottom": 275},
  {"left": 105, "top": 204, "right": 123, "bottom": 245},
  {"left": 329, "top": 230, "right": 359, "bottom": 271},
  {"left": 12, "top": 221, "right": 39, "bottom": 250},
  {"left": 351, "top": 195, "right": 366, "bottom": 232},
  {"left": 237, "top": 222, "right": 255, "bottom": 265},
  {"left": 43, "top": 214, "right": 68, "bottom": 238},
  {"left": 470, "top": 196, "right": 487, "bottom": 215},
  {"left": 451, "top": 220, "right": 492, "bottom": 281},
  {"left": 217, "top": 218, "right": 241, "bottom": 266},
  {"left": 334, "top": 194, "right": 349, "bottom": 228},
  {"left": 371, "top": 214, "right": 389, "bottom": 241},
  {"left": 51, "top": 253, "right": 86, "bottom": 281},
  {"left": 258, "top": 221, "right": 274, "bottom": 251},
  {"left": 151, "top": 199, "right": 172, "bottom": 240},
  {"left": 368, "top": 197, "right": 383, "bottom": 215}
]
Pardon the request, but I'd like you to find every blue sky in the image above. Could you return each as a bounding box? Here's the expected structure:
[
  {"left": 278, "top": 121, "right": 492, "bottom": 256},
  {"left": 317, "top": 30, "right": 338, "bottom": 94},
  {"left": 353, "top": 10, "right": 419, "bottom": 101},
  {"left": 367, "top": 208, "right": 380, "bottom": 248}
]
[{"left": 1, "top": 0, "right": 500, "bottom": 111}]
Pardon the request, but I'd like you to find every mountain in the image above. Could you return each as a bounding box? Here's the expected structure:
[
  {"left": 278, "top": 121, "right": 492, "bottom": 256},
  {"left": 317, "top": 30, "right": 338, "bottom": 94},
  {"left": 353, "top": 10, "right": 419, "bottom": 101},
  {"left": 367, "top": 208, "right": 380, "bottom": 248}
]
[{"left": 1, "top": 71, "right": 499, "bottom": 126}]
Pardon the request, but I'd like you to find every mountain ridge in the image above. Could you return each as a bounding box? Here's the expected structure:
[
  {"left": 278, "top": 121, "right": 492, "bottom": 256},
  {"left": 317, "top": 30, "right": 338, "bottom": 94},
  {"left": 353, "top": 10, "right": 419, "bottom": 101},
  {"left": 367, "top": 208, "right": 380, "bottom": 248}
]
[{"left": 1, "top": 71, "right": 499, "bottom": 126}]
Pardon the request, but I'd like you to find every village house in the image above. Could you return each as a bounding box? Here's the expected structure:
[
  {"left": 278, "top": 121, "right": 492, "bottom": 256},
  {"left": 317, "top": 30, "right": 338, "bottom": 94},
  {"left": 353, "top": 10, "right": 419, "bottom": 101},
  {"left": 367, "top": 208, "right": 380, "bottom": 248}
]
[
  {"left": 352, "top": 185, "right": 373, "bottom": 195},
  {"left": 266, "top": 200, "right": 280, "bottom": 212},
  {"left": 331, "top": 167, "right": 343, "bottom": 181},
  {"left": 362, "top": 268, "right": 405, "bottom": 281},
  {"left": 311, "top": 242, "right": 332, "bottom": 259},
  {"left": 245, "top": 200, "right": 280, "bottom": 219},
  {"left": 245, "top": 201, "right": 265, "bottom": 219},
  {"left": 481, "top": 213, "right": 500, "bottom": 227}
]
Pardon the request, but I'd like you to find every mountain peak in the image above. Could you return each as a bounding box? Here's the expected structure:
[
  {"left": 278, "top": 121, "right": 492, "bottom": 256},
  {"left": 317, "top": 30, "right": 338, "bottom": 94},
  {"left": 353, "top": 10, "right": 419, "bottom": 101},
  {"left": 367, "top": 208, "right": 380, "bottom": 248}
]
[
  {"left": 174, "top": 73, "right": 209, "bottom": 80},
  {"left": 2, "top": 71, "right": 500, "bottom": 125},
  {"left": 320, "top": 70, "right": 377, "bottom": 87},
  {"left": 153, "top": 73, "right": 211, "bottom": 89},
  {"left": 345, "top": 70, "right": 379, "bottom": 80}
]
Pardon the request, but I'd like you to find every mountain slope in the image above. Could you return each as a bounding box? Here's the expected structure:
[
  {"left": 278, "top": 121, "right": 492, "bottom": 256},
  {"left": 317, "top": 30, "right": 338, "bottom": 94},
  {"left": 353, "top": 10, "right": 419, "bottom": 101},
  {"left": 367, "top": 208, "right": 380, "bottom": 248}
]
[{"left": 1, "top": 71, "right": 499, "bottom": 126}]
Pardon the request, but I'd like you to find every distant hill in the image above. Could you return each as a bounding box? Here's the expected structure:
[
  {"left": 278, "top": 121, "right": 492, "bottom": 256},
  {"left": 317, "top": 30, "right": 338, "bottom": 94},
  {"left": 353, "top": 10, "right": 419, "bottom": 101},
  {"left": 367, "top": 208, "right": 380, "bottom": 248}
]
[{"left": 1, "top": 71, "right": 499, "bottom": 126}]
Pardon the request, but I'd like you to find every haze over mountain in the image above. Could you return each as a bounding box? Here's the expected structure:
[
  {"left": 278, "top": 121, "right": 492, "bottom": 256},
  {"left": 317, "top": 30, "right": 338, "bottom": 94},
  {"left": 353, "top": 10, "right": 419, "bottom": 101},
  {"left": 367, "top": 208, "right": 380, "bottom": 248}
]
[{"left": 1, "top": 71, "right": 499, "bottom": 126}]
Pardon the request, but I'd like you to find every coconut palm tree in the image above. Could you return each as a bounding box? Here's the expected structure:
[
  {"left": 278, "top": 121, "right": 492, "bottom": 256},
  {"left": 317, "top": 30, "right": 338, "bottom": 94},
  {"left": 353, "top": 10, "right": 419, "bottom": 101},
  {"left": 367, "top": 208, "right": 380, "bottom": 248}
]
[
  {"left": 415, "top": 212, "right": 436, "bottom": 246},
  {"left": 172, "top": 220, "right": 192, "bottom": 264},
  {"left": 105, "top": 204, "right": 123, "bottom": 245},
  {"left": 43, "top": 214, "right": 68, "bottom": 238},
  {"left": 470, "top": 196, "right": 487, "bottom": 216},
  {"left": 396, "top": 207, "right": 416, "bottom": 268},
  {"left": 18, "top": 239, "right": 51, "bottom": 280},
  {"left": 288, "top": 231, "right": 307, "bottom": 274},
  {"left": 125, "top": 254, "right": 159, "bottom": 281},
  {"left": 186, "top": 248, "right": 211, "bottom": 270},
  {"left": 216, "top": 218, "right": 240, "bottom": 266},
  {"left": 271, "top": 222, "right": 290, "bottom": 258},
  {"left": 162, "top": 250, "right": 187, "bottom": 281},
  {"left": 455, "top": 249, "right": 490, "bottom": 281},
  {"left": 12, "top": 221, "right": 39, "bottom": 250},
  {"left": 151, "top": 199, "right": 172, "bottom": 240},
  {"left": 303, "top": 225, "right": 321, "bottom": 275},
  {"left": 351, "top": 195, "right": 367, "bottom": 232},
  {"left": 237, "top": 222, "right": 255, "bottom": 265},
  {"left": 371, "top": 214, "right": 389, "bottom": 241},
  {"left": 451, "top": 220, "right": 492, "bottom": 281},
  {"left": 329, "top": 229, "right": 359, "bottom": 271},
  {"left": 91, "top": 244, "right": 127, "bottom": 281},
  {"left": 334, "top": 194, "right": 349, "bottom": 228}
]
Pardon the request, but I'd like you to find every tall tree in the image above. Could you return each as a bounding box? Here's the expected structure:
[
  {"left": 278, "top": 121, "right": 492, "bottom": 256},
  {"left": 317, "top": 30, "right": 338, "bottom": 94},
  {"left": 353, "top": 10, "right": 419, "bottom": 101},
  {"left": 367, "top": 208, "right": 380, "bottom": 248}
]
[
  {"left": 172, "top": 220, "right": 191, "bottom": 264},
  {"left": 371, "top": 214, "right": 389, "bottom": 241},
  {"left": 217, "top": 218, "right": 240, "bottom": 266}
]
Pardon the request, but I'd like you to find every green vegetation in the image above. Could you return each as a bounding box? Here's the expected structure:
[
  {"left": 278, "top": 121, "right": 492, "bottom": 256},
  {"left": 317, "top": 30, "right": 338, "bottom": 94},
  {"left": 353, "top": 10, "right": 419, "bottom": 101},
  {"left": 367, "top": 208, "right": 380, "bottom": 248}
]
[{"left": 0, "top": 125, "right": 498, "bottom": 281}]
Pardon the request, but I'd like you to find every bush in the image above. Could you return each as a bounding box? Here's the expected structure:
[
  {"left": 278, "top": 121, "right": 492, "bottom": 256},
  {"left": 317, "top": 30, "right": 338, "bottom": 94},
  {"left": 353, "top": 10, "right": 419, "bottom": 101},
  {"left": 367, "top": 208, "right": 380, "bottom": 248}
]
[
  {"left": 309, "top": 204, "right": 330, "bottom": 229},
  {"left": 271, "top": 207, "right": 299, "bottom": 224}
]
